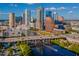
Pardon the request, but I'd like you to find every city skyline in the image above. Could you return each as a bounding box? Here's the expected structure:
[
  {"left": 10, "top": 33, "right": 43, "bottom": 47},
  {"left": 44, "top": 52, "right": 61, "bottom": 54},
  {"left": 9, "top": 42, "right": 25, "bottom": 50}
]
[
  {"left": 0, "top": 3, "right": 79, "bottom": 20},
  {"left": 0, "top": 3, "right": 79, "bottom": 56}
]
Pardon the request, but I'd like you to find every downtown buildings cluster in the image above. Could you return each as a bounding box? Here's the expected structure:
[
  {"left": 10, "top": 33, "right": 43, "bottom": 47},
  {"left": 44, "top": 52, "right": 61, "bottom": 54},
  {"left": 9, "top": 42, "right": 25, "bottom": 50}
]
[{"left": 0, "top": 7, "right": 79, "bottom": 37}]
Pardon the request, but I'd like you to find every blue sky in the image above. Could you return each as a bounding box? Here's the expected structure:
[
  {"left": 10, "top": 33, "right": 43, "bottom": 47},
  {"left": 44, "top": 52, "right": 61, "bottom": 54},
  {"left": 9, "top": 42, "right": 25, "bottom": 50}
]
[{"left": 0, "top": 3, "right": 79, "bottom": 20}]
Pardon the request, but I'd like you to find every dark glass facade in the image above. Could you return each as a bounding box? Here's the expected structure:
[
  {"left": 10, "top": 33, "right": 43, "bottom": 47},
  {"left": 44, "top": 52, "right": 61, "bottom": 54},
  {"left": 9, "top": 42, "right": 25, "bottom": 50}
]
[{"left": 54, "top": 20, "right": 65, "bottom": 30}]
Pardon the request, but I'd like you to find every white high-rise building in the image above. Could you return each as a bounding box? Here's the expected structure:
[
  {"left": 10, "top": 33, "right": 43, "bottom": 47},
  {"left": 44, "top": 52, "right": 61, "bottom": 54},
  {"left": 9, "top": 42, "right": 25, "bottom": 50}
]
[
  {"left": 53, "top": 12, "right": 58, "bottom": 20},
  {"left": 22, "top": 9, "right": 31, "bottom": 30},
  {"left": 21, "top": 9, "right": 31, "bottom": 36},
  {"left": 30, "top": 17, "right": 35, "bottom": 28}
]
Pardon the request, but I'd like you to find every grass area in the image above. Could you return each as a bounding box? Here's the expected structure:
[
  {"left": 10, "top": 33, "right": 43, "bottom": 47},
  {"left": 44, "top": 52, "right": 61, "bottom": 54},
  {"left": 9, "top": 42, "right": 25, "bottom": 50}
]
[
  {"left": 51, "top": 38, "right": 79, "bottom": 55},
  {"left": 38, "top": 31, "right": 52, "bottom": 36},
  {"left": 68, "top": 43, "right": 79, "bottom": 54}
]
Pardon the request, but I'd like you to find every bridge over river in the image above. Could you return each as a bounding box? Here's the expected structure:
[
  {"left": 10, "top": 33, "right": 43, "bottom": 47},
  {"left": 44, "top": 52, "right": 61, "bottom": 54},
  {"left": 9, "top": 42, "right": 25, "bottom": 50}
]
[
  {"left": 0, "top": 35, "right": 66, "bottom": 47},
  {"left": 0, "top": 34, "right": 79, "bottom": 44},
  {"left": 0, "top": 35, "right": 64, "bottom": 42},
  {"left": 0, "top": 34, "right": 78, "bottom": 56}
]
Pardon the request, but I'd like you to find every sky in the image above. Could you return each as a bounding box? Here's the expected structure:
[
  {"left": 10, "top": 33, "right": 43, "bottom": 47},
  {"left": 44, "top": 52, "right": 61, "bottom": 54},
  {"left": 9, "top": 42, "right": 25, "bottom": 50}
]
[{"left": 0, "top": 3, "right": 79, "bottom": 20}]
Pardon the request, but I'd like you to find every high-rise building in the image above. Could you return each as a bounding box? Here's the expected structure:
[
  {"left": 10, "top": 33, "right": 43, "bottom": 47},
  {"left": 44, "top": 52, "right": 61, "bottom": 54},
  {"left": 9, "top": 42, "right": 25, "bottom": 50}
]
[
  {"left": 22, "top": 9, "right": 31, "bottom": 29},
  {"left": 36, "top": 7, "right": 45, "bottom": 30},
  {"left": 30, "top": 17, "right": 35, "bottom": 28},
  {"left": 45, "top": 17, "right": 55, "bottom": 32},
  {"left": 53, "top": 12, "right": 58, "bottom": 21},
  {"left": 54, "top": 16, "right": 65, "bottom": 30},
  {"left": 16, "top": 16, "right": 22, "bottom": 24},
  {"left": 8, "top": 13, "right": 15, "bottom": 28},
  {"left": 57, "top": 16, "right": 64, "bottom": 22},
  {"left": 22, "top": 13, "right": 25, "bottom": 24},
  {"left": 46, "top": 10, "right": 52, "bottom": 17}
]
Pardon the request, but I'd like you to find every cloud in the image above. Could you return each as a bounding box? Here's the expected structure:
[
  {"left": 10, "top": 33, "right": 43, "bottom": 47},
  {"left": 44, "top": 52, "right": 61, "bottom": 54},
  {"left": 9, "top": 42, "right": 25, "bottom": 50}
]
[
  {"left": 58, "top": 7, "right": 66, "bottom": 10},
  {"left": 45, "top": 7, "right": 56, "bottom": 11},
  {"left": 50, "top": 7, "right": 56, "bottom": 10},
  {"left": 27, "top": 3, "right": 34, "bottom": 5},
  {"left": 72, "top": 6, "right": 77, "bottom": 9},
  {"left": 10, "top": 4, "right": 18, "bottom": 7},
  {"left": 45, "top": 7, "right": 66, "bottom": 11},
  {"left": 68, "top": 11, "right": 73, "bottom": 14},
  {"left": 45, "top": 8, "right": 49, "bottom": 10}
]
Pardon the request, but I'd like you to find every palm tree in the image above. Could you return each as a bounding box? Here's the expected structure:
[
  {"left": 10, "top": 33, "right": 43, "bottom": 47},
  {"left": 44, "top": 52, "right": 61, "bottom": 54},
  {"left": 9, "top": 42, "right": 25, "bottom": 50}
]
[
  {"left": 7, "top": 48, "right": 13, "bottom": 56},
  {"left": 17, "top": 41, "right": 32, "bottom": 56}
]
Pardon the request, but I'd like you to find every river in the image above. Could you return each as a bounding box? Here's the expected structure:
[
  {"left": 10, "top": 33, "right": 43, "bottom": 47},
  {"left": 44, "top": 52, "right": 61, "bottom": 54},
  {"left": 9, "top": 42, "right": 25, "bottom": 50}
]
[
  {"left": 32, "top": 45, "right": 76, "bottom": 56},
  {"left": 1, "top": 42, "right": 76, "bottom": 56}
]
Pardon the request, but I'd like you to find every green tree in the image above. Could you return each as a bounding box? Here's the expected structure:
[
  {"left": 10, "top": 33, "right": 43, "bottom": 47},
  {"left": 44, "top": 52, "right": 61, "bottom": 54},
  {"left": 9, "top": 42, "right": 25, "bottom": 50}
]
[
  {"left": 17, "top": 41, "right": 32, "bottom": 56},
  {"left": 7, "top": 48, "right": 13, "bottom": 56}
]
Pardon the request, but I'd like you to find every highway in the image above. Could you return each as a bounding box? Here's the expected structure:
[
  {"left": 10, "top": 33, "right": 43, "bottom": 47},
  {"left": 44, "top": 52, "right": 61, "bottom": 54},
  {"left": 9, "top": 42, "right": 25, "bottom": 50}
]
[
  {"left": 60, "top": 34, "right": 79, "bottom": 43},
  {"left": 0, "top": 35, "right": 63, "bottom": 42},
  {"left": 0, "top": 34, "right": 79, "bottom": 43}
]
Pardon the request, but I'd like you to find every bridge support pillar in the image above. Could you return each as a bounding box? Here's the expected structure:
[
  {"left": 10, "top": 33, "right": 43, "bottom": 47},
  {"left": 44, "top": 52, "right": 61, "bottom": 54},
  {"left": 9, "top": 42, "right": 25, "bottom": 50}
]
[
  {"left": 34, "top": 40, "right": 37, "bottom": 47},
  {"left": 48, "top": 39, "right": 51, "bottom": 45}
]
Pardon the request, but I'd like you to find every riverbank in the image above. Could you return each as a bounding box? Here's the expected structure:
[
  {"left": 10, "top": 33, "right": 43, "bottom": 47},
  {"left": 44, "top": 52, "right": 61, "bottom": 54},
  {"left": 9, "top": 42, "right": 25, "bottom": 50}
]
[
  {"left": 31, "top": 44, "right": 76, "bottom": 56},
  {"left": 0, "top": 41, "right": 77, "bottom": 56},
  {"left": 0, "top": 42, "right": 32, "bottom": 56},
  {"left": 51, "top": 38, "right": 79, "bottom": 55}
]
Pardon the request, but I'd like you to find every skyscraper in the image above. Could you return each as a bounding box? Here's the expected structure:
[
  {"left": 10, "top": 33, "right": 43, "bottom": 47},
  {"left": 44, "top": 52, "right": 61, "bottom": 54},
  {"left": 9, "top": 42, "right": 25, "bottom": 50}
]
[
  {"left": 46, "top": 10, "right": 52, "bottom": 17},
  {"left": 8, "top": 13, "right": 15, "bottom": 28},
  {"left": 53, "top": 12, "right": 58, "bottom": 21},
  {"left": 22, "top": 9, "right": 31, "bottom": 29},
  {"left": 36, "top": 7, "right": 45, "bottom": 30},
  {"left": 57, "top": 16, "right": 64, "bottom": 22},
  {"left": 30, "top": 17, "right": 35, "bottom": 28},
  {"left": 45, "top": 17, "right": 55, "bottom": 32},
  {"left": 54, "top": 16, "right": 65, "bottom": 30}
]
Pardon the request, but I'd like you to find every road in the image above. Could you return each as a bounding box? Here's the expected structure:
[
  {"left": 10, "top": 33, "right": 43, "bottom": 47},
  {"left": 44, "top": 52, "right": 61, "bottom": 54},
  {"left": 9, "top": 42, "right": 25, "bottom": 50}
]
[
  {"left": 0, "top": 35, "right": 63, "bottom": 42},
  {"left": 60, "top": 34, "right": 79, "bottom": 43},
  {"left": 0, "top": 34, "right": 79, "bottom": 43}
]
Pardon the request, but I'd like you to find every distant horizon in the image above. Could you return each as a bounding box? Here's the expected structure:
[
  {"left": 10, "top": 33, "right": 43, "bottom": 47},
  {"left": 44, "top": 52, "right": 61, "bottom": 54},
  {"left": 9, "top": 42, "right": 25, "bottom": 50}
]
[{"left": 0, "top": 3, "right": 79, "bottom": 20}]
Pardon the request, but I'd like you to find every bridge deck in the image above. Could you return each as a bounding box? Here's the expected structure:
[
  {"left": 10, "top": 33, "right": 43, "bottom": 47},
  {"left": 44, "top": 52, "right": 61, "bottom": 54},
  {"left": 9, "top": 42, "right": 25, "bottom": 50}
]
[
  {"left": 0, "top": 36, "right": 63, "bottom": 42},
  {"left": 0, "top": 34, "right": 79, "bottom": 43}
]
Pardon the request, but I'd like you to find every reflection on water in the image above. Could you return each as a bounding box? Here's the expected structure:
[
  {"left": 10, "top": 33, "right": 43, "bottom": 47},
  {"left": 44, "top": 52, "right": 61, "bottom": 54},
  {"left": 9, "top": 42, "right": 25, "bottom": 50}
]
[
  {"left": 1, "top": 42, "right": 76, "bottom": 56},
  {"left": 32, "top": 45, "right": 76, "bottom": 56}
]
